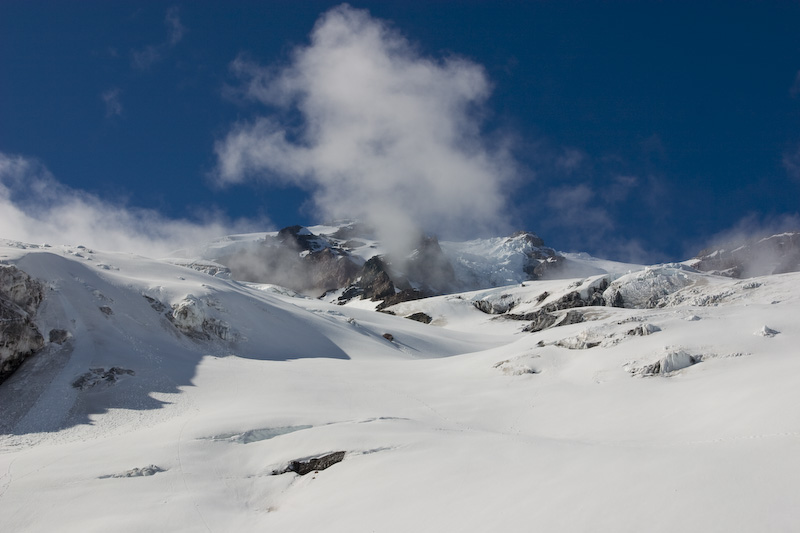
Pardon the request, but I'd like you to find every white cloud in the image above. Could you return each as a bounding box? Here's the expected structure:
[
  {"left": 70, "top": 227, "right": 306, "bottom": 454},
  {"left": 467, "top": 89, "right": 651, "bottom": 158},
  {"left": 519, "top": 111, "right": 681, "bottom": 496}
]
[
  {"left": 131, "top": 6, "right": 186, "bottom": 71},
  {"left": 101, "top": 87, "right": 123, "bottom": 118},
  {"left": 0, "top": 152, "right": 259, "bottom": 258},
  {"left": 213, "top": 4, "right": 517, "bottom": 254}
]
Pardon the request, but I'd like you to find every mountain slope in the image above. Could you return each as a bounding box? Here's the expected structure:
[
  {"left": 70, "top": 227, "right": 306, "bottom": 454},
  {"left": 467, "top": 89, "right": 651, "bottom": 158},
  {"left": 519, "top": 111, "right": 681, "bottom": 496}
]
[{"left": 1, "top": 239, "right": 799, "bottom": 532}]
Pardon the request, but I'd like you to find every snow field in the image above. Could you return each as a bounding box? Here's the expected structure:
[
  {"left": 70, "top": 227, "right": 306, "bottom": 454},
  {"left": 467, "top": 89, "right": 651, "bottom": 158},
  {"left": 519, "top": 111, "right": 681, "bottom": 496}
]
[{"left": 1, "top": 242, "right": 799, "bottom": 531}]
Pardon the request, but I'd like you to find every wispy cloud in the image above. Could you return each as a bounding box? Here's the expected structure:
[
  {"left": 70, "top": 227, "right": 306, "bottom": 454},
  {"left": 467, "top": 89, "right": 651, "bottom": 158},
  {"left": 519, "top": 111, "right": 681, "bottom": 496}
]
[
  {"left": 555, "top": 148, "right": 586, "bottom": 175},
  {"left": 131, "top": 6, "right": 186, "bottom": 71},
  {"left": 165, "top": 6, "right": 186, "bottom": 46},
  {"left": 690, "top": 212, "right": 800, "bottom": 264},
  {"left": 213, "top": 4, "right": 517, "bottom": 254},
  {"left": 783, "top": 143, "right": 800, "bottom": 181},
  {"left": 101, "top": 87, "right": 123, "bottom": 118},
  {"left": 0, "top": 152, "right": 259, "bottom": 257},
  {"left": 546, "top": 184, "right": 614, "bottom": 233}
]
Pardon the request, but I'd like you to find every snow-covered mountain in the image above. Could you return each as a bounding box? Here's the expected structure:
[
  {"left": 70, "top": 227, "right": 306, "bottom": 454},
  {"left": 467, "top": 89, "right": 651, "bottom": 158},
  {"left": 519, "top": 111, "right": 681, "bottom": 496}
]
[
  {"left": 175, "top": 221, "right": 640, "bottom": 303},
  {"left": 1, "top": 231, "right": 799, "bottom": 532},
  {"left": 690, "top": 231, "right": 800, "bottom": 278}
]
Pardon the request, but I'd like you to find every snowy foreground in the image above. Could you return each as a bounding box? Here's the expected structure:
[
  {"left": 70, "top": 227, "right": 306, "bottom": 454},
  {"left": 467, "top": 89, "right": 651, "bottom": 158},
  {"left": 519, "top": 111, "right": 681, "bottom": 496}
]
[{"left": 1, "top": 241, "right": 799, "bottom": 532}]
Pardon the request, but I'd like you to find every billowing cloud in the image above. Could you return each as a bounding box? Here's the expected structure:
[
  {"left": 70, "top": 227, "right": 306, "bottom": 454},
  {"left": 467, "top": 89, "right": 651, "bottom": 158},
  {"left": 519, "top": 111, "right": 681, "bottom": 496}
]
[
  {"left": 213, "top": 4, "right": 517, "bottom": 255},
  {"left": 131, "top": 6, "right": 186, "bottom": 70},
  {"left": 101, "top": 87, "right": 123, "bottom": 118},
  {"left": 0, "top": 152, "right": 258, "bottom": 258}
]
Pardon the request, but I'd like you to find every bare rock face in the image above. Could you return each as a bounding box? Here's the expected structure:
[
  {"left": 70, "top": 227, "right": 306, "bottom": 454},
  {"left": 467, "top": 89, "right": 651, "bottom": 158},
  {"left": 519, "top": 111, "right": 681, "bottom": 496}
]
[
  {"left": 169, "top": 295, "right": 231, "bottom": 341},
  {"left": 72, "top": 367, "right": 135, "bottom": 391},
  {"left": 405, "top": 312, "right": 432, "bottom": 324},
  {"left": 219, "top": 226, "right": 361, "bottom": 296},
  {"left": 0, "top": 265, "right": 45, "bottom": 384},
  {"left": 359, "top": 257, "right": 396, "bottom": 301},
  {"left": 273, "top": 451, "right": 346, "bottom": 476},
  {"left": 522, "top": 309, "right": 584, "bottom": 333}
]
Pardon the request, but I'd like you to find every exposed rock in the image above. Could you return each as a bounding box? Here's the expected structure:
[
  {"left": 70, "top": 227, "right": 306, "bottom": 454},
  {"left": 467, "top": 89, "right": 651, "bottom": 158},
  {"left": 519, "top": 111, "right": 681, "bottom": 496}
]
[
  {"left": 274, "top": 451, "right": 346, "bottom": 476},
  {"left": 536, "top": 291, "right": 549, "bottom": 303},
  {"left": 560, "top": 310, "right": 585, "bottom": 327},
  {"left": 627, "top": 323, "right": 661, "bottom": 336},
  {"left": 382, "top": 333, "right": 394, "bottom": 341},
  {"left": 359, "top": 257, "right": 396, "bottom": 301},
  {"left": 99, "top": 305, "right": 114, "bottom": 316},
  {"left": 143, "top": 295, "right": 167, "bottom": 313},
  {"left": 101, "top": 465, "right": 165, "bottom": 479},
  {"left": 329, "top": 221, "right": 375, "bottom": 241},
  {"left": 170, "top": 295, "right": 231, "bottom": 341},
  {"left": 405, "top": 312, "right": 432, "bottom": 324},
  {"left": 509, "top": 230, "right": 545, "bottom": 248},
  {"left": 170, "top": 260, "right": 231, "bottom": 279},
  {"left": 377, "top": 288, "right": 425, "bottom": 310},
  {"left": 473, "top": 294, "right": 517, "bottom": 315},
  {"left": 606, "top": 289, "right": 625, "bottom": 308},
  {"left": 48, "top": 329, "right": 69, "bottom": 344},
  {"left": 532, "top": 256, "right": 567, "bottom": 280},
  {"left": 494, "top": 357, "right": 540, "bottom": 375},
  {"left": 522, "top": 309, "right": 584, "bottom": 333},
  {"left": 219, "top": 227, "right": 361, "bottom": 296},
  {"left": 72, "top": 367, "right": 135, "bottom": 391},
  {"left": 522, "top": 310, "right": 558, "bottom": 332},
  {"left": 628, "top": 350, "right": 698, "bottom": 377},
  {"left": 0, "top": 265, "right": 45, "bottom": 384}
]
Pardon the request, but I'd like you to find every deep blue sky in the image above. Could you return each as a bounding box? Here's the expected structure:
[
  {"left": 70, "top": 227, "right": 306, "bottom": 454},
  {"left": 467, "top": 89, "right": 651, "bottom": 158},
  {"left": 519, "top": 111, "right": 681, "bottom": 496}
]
[{"left": 2, "top": 1, "right": 799, "bottom": 262}]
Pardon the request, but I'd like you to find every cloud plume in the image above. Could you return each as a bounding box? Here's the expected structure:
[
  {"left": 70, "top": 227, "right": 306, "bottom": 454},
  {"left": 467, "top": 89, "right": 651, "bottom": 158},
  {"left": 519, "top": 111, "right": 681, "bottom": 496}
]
[
  {"left": 101, "top": 87, "right": 123, "bottom": 118},
  {"left": 214, "top": 4, "right": 517, "bottom": 255},
  {"left": 0, "top": 152, "right": 257, "bottom": 258},
  {"left": 131, "top": 6, "right": 186, "bottom": 70}
]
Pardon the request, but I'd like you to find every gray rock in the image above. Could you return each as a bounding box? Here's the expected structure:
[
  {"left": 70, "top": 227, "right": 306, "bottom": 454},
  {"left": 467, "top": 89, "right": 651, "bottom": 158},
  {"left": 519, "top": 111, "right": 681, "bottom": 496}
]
[
  {"left": 0, "top": 265, "right": 45, "bottom": 384},
  {"left": 48, "top": 329, "right": 69, "bottom": 344},
  {"left": 275, "top": 451, "right": 346, "bottom": 476},
  {"left": 72, "top": 367, "right": 135, "bottom": 391},
  {"left": 405, "top": 312, "right": 432, "bottom": 324}
]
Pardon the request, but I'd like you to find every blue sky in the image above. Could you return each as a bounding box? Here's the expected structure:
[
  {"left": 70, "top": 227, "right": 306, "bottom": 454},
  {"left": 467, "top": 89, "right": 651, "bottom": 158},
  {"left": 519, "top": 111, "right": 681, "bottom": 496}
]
[{"left": 1, "top": 1, "right": 799, "bottom": 262}]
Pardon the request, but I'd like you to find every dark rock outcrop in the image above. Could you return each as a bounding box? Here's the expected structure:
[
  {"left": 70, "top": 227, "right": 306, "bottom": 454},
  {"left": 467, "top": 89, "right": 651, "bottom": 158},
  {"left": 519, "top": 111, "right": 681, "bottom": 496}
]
[
  {"left": 522, "top": 309, "right": 584, "bottom": 332},
  {"left": 473, "top": 294, "right": 517, "bottom": 315},
  {"left": 274, "top": 451, "right": 347, "bottom": 476},
  {"left": 359, "top": 257, "right": 396, "bottom": 301},
  {"left": 406, "top": 312, "right": 432, "bottom": 324},
  {"left": 376, "top": 288, "right": 425, "bottom": 310},
  {"left": 0, "top": 265, "right": 45, "bottom": 384},
  {"left": 72, "top": 367, "right": 135, "bottom": 391},
  {"left": 219, "top": 226, "right": 361, "bottom": 296},
  {"left": 48, "top": 329, "right": 69, "bottom": 344}
]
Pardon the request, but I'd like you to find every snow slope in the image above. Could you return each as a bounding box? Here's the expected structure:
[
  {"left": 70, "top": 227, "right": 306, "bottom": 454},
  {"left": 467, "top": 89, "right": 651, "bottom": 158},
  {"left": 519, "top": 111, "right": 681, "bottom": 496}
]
[{"left": 1, "top": 240, "right": 799, "bottom": 532}]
